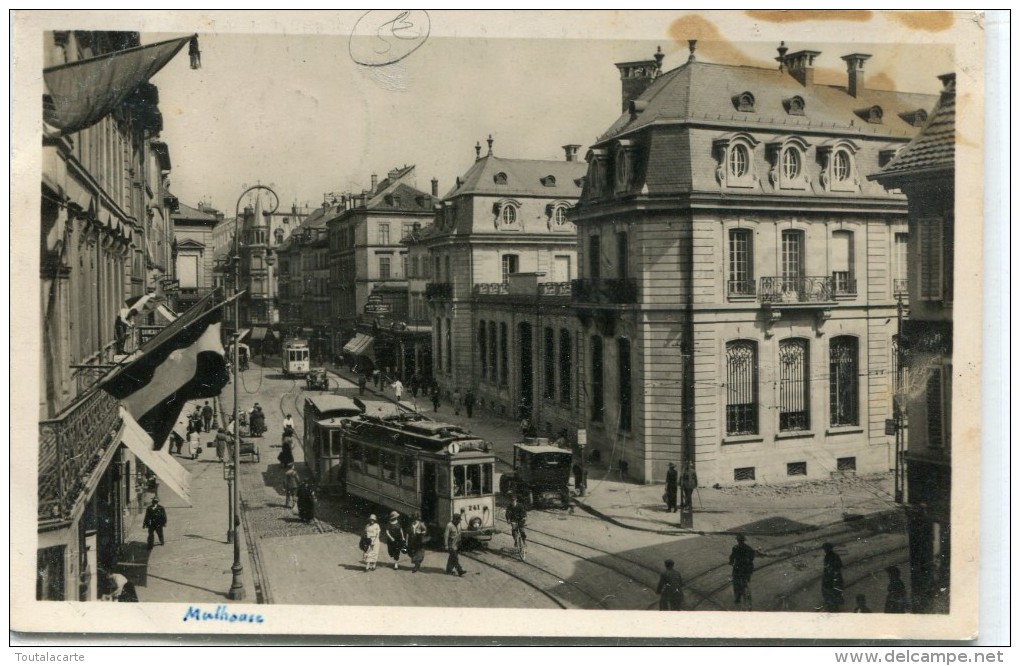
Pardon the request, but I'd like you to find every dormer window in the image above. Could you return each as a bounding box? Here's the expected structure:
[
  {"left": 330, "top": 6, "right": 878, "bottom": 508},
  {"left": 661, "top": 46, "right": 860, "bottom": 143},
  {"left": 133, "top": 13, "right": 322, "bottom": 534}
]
[
  {"left": 541, "top": 175, "right": 556, "bottom": 187},
  {"left": 713, "top": 133, "right": 760, "bottom": 189},
  {"left": 546, "top": 201, "right": 573, "bottom": 231},
  {"left": 615, "top": 148, "right": 632, "bottom": 192},
  {"left": 493, "top": 172, "right": 508, "bottom": 185},
  {"left": 766, "top": 136, "right": 810, "bottom": 190},
  {"left": 493, "top": 199, "right": 522, "bottom": 230},
  {"left": 585, "top": 149, "right": 608, "bottom": 198},
  {"left": 783, "top": 95, "right": 806, "bottom": 116},
  {"left": 855, "top": 105, "right": 883, "bottom": 124},
  {"left": 817, "top": 139, "right": 860, "bottom": 192},
  {"left": 732, "top": 91, "right": 756, "bottom": 113},
  {"left": 899, "top": 108, "right": 928, "bottom": 127}
]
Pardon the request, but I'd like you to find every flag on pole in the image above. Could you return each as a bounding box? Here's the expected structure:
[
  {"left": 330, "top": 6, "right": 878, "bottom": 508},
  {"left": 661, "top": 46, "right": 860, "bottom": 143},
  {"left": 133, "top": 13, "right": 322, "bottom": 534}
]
[
  {"left": 43, "top": 35, "right": 195, "bottom": 136},
  {"left": 101, "top": 291, "right": 230, "bottom": 447}
]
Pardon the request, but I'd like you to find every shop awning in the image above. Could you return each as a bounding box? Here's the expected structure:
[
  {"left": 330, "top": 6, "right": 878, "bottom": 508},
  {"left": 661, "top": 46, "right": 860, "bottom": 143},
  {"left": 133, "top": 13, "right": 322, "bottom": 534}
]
[
  {"left": 342, "top": 333, "right": 368, "bottom": 354},
  {"left": 250, "top": 327, "right": 268, "bottom": 341},
  {"left": 349, "top": 335, "right": 375, "bottom": 358},
  {"left": 237, "top": 328, "right": 251, "bottom": 342},
  {"left": 155, "top": 303, "right": 178, "bottom": 323},
  {"left": 119, "top": 408, "right": 192, "bottom": 506}
]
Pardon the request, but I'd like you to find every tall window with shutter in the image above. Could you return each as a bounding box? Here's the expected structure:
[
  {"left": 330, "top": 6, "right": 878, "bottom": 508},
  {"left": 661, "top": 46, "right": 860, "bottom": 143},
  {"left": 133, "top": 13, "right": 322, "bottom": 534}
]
[
  {"left": 479, "top": 321, "right": 488, "bottom": 380},
  {"left": 543, "top": 327, "right": 555, "bottom": 400},
  {"left": 831, "top": 230, "right": 855, "bottom": 294},
  {"left": 559, "top": 329, "right": 572, "bottom": 404},
  {"left": 918, "top": 218, "right": 944, "bottom": 301},
  {"left": 728, "top": 229, "right": 754, "bottom": 297},
  {"left": 591, "top": 336, "right": 604, "bottom": 422},
  {"left": 488, "top": 321, "right": 497, "bottom": 383}
]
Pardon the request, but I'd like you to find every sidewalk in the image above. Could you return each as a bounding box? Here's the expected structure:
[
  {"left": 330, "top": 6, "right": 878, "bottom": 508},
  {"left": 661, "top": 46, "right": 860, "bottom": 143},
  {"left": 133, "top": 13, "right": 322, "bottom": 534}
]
[
  {"left": 324, "top": 362, "right": 902, "bottom": 538},
  {"left": 112, "top": 399, "right": 259, "bottom": 604}
]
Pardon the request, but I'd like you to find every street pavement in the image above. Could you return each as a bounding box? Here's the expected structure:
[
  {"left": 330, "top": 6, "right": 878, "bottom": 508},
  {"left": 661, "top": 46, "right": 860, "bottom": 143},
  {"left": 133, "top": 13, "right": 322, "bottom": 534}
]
[
  {"left": 110, "top": 400, "right": 258, "bottom": 605},
  {"left": 125, "top": 359, "right": 909, "bottom": 613}
]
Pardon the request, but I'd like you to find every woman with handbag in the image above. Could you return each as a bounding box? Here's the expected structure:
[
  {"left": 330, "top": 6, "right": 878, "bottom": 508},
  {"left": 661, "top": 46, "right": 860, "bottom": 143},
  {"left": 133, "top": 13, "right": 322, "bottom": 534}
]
[
  {"left": 407, "top": 513, "right": 428, "bottom": 573},
  {"left": 383, "top": 511, "right": 407, "bottom": 570}
]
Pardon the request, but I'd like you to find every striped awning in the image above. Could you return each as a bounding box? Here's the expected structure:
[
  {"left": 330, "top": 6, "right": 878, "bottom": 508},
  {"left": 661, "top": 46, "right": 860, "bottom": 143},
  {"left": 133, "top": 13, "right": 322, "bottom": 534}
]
[
  {"left": 343, "top": 334, "right": 374, "bottom": 357},
  {"left": 342, "top": 333, "right": 369, "bottom": 354}
]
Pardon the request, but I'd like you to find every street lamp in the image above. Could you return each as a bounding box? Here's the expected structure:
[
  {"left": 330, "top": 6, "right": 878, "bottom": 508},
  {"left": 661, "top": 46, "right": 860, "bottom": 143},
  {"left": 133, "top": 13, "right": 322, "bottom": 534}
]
[{"left": 228, "top": 184, "right": 279, "bottom": 601}]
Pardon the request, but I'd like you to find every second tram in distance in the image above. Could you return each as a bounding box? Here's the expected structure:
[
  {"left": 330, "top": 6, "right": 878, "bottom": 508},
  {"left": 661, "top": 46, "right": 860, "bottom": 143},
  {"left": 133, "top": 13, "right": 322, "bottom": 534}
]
[
  {"left": 303, "top": 395, "right": 498, "bottom": 541},
  {"left": 281, "top": 338, "right": 311, "bottom": 377}
]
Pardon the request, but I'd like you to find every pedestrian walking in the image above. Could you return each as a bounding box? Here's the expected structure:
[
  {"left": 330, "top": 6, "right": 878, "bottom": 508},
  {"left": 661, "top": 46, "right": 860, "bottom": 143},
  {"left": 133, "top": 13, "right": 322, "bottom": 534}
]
[
  {"left": 854, "top": 594, "right": 872, "bottom": 613},
  {"left": 679, "top": 461, "right": 698, "bottom": 510},
  {"left": 283, "top": 463, "right": 300, "bottom": 508},
  {"left": 186, "top": 428, "right": 202, "bottom": 460},
  {"left": 362, "top": 514, "right": 381, "bottom": 571},
  {"left": 884, "top": 565, "right": 908, "bottom": 613},
  {"left": 452, "top": 387, "right": 462, "bottom": 415},
  {"left": 282, "top": 413, "right": 295, "bottom": 434},
  {"left": 358, "top": 374, "right": 367, "bottom": 396},
  {"left": 383, "top": 511, "right": 407, "bottom": 569},
  {"left": 444, "top": 512, "right": 466, "bottom": 576},
  {"left": 373, "top": 370, "right": 380, "bottom": 389},
  {"left": 391, "top": 379, "right": 404, "bottom": 402},
  {"left": 464, "top": 390, "right": 475, "bottom": 418},
  {"left": 277, "top": 439, "right": 295, "bottom": 468},
  {"left": 408, "top": 513, "right": 428, "bottom": 573},
  {"left": 201, "top": 401, "right": 214, "bottom": 432},
  {"left": 656, "top": 559, "right": 685, "bottom": 610},
  {"left": 821, "top": 542, "right": 845, "bottom": 612},
  {"left": 664, "top": 463, "right": 679, "bottom": 512},
  {"left": 431, "top": 387, "right": 441, "bottom": 413},
  {"left": 409, "top": 374, "right": 419, "bottom": 398},
  {"left": 729, "top": 534, "right": 756, "bottom": 610},
  {"left": 143, "top": 497, "right": 167, "bottom": 549},
  {"left": 296, "top": 481, "right": 316, "bottom": 522}
]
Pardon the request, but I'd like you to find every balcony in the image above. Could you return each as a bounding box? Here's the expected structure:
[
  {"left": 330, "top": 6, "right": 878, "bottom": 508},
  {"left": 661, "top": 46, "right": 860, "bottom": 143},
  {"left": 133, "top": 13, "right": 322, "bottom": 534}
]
[
  {"left": 473, "top": 283, "right": 508, "bottom": 296},
  {"left": 537, "top": 281, "right": 572, "bottom": 297},
  {"left": 759, "top": 276, "right": 835, "bottom": 305},
  {"left": 38, "top": 390, "right": 122, "bottom": 523},
  {"left": 570, "top": 278, "right": 638, "bottom": 305},
  {"left": 425, "top": 282, "right": 453, "bottom": 300}
]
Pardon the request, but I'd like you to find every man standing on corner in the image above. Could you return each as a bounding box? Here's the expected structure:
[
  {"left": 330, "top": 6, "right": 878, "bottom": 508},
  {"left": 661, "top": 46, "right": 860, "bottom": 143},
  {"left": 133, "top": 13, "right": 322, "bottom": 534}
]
[
  {"left": 143, "top": 497, "right": 168, "bottom": 549},
  {"left": 680, "top": 461, "right": 699, "bottom": 511},
  {"left": 664, "top": 462, "right": 679, "bottom": 513},
  {"left": 729, "top": 534, "right": 756, "bottom": 610},
  {"left": 444, "top": 512, "right": 466, "bottom": 577}
]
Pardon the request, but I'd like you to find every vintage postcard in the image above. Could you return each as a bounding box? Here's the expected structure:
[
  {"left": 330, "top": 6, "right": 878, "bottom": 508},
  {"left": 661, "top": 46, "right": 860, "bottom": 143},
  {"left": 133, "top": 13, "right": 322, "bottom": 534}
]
[{"left": 11, "top": 10, "right": 991, "bottom": 644}]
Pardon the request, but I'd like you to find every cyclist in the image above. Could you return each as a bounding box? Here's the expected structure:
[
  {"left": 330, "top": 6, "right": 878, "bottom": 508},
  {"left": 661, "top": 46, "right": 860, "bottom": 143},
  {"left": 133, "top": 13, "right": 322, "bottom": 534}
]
[{"left": 505, "top": 495, "right": 528, "bottom": 556}]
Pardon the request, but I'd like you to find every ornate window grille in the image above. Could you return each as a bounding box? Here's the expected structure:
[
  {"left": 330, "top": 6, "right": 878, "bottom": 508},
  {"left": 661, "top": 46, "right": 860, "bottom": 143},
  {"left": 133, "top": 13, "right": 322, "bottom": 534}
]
[
  {"left": 779, "top": 338, "right": 810, "bottom": 431},
  {"left": 829, "top": 336, "right": 859, "bottom": 426},
  {"left": 726, "top": 340, "right": 758, "bottom": 435}
]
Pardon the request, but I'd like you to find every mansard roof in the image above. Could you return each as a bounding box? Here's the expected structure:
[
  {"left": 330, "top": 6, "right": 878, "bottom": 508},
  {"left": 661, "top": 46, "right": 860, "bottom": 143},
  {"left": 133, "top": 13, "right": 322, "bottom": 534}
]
[{"left": 444, "top": 154, "right": 586, "bottom": 200}]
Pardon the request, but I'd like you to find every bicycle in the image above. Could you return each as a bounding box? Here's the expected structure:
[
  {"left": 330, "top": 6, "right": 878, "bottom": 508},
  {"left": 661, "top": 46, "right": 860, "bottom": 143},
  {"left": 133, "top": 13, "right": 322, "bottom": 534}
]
[{"left": 510, "top": 522, "right": 528, "bottom": 561}]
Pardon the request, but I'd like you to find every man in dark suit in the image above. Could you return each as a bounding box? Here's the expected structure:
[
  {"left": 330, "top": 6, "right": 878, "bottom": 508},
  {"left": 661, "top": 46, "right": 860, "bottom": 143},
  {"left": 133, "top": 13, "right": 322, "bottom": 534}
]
[
  {"left": 143, "top": 497, "right": 168, "bottom": 549},
  {"left": 201, "top": 401, "right": 214, "bottom": 432},
  {"left": 656, "top": 559, "right": 684, "bottom": 610}
]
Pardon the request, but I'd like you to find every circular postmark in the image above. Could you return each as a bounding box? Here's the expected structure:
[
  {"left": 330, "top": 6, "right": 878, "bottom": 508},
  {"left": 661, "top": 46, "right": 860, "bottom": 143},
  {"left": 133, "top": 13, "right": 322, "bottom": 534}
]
[{"left": 349, "top": 10, "right": 430, "bottom": 67}]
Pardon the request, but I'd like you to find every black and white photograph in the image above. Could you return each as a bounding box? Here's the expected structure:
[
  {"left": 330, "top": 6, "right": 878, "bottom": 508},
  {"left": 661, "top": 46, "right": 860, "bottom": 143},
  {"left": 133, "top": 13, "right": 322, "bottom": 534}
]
[{"left": 11, "top": 9, "right": 999, "bottom": 647}]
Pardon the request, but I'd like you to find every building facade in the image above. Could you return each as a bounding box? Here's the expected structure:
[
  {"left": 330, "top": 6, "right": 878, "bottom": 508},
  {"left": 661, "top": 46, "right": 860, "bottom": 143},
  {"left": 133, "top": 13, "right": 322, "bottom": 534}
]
[
  {"left": 573, "top": 45, "right": 936, "bottom": 485},
  {"left": 421, "top": 140, "right": 586, "bottom": 429},
  {"left": 275, "top": 207, "right": 331, "bottom": 358},
  {"left": 39, "top": 30, "right": 192, "bottom": 600},
  {"left": 328, "top": 166, "right": 436, "bottom": 371},
  {"left": 171, "top": 201, "right": 222, "bottom": 312},
  {"left": 871, "top": 73, "right": 955, "bottom": 614}
]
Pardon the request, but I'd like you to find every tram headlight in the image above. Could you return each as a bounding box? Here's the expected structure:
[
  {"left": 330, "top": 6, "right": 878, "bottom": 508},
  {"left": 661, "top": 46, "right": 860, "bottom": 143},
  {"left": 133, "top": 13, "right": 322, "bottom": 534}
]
[{"left": 468, "top": 517, "right": 482, "bottom": 530}]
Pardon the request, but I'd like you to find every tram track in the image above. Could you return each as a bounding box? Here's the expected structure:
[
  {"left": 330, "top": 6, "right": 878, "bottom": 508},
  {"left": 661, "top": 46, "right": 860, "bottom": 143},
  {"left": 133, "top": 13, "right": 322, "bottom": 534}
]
[{"left": 459, "top": 547, "right": 589, "bottom": 610}]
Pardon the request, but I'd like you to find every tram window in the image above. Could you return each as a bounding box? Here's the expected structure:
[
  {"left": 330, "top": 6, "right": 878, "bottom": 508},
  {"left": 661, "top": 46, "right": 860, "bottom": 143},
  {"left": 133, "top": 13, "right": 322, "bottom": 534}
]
[
  {"left": 329, "top": 431, "right": 343, "bottom": 457},
  {"left": 465, "top": 464, "right": 481, "bottom": 496},
  {"left": 302, "top": 349, "right": 309, "bottom": 361},
  {"left": 364, "top": 447, "right": 379, "bottom": 477},
  {"left": 348, "top": 442, "right": 363, "bottom": 472},
  {"left": 482, "top": 463, "right": 493, "bottom": 495},
  {"left": 381, "top": 452, "right": 397, "bottom": 481},
  {"left": 437, "top": 466, "right": 450, "bottom": 496},
  {"left": 399, "top": 456, "right": 415, "bottom": 488},
  {"left": 453, "top": 466, "right": 466, "bottom": 497}
]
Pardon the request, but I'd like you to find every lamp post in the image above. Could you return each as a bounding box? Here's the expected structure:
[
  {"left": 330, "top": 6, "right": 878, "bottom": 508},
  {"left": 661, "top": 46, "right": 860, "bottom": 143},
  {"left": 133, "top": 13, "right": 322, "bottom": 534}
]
[{"left": 228, "top": 184, "right": 278, "bottom": 601}]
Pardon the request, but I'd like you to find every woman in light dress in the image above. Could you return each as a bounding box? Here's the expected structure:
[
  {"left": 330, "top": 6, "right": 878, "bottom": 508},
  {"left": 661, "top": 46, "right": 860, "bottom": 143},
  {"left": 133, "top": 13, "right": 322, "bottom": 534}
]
[{"left": 362, "top": 514, "right": 381, "bottom": 571}]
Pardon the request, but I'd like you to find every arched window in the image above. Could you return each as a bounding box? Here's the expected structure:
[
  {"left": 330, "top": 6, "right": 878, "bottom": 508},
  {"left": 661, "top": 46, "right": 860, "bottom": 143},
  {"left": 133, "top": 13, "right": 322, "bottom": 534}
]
[
  {"left": 501, "top": 203, "right": 517, "bottom": 226},
  {"left": 553, "top": 205, "right": 568, "bottom": 227},
  {"left": 781, "top": 147, "right": 801, "bottom": 180},
  {"left": 726, "top": 340, "right": 758, "bottom": 435},
  {"left": 615, "top": 150, "right": 630, "bottom": 190},
  {"left": 833, "top": 150, "right": 852, "bottom": 183},
  {"left": 829, "top": 336, "right": 859, "bottom": 426},
  {"left": 779, "top": 338, "right": 810, "bottom": 431},
  {"left": 729, "top": 144, "right": 749, "bottom": 179}
]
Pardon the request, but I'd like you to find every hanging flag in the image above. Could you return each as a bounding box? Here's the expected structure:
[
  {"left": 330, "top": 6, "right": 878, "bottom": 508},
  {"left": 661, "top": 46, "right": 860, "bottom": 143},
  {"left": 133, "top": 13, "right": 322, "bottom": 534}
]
[
  {"left": 101, "top": 291, "right": 230, "bottom": 447},
  {"left": 43, "top": 34, "right": 195, "bottom": 136}
]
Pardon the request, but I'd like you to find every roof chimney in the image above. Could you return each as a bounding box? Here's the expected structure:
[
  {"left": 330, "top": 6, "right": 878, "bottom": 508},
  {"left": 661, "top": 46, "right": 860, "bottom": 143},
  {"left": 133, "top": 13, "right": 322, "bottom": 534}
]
[
  {"left": 431, "top": 177, "right": 439, "bottom": 196},
  {"left": 841, "top": 53, "right": 871, "bottom": 98},
  {"left": 563, "top": 144, "right": 581, "bottom": 162},
  {"left": 370, "top": 173, "right": 378, "bottom": 193},
  {"left": 614, "top": 48, "right": 661, "bottom": 113},
  {"left": 687, "top": 40, "right": 697, "bottom": 64},
  {"left": 780, "top": 48, "right": 821, "bottom": 87}
]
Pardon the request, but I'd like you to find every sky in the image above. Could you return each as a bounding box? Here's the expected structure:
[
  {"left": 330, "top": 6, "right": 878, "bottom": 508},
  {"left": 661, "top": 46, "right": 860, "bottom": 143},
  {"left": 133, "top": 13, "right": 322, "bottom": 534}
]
[{"left": 141, "top": 11, "right": 959, "bottom": 216}]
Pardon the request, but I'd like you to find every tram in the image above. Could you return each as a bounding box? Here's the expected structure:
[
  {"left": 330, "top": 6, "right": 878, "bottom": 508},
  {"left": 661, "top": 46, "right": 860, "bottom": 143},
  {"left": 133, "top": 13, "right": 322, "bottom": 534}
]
[
  {"left": 303, "top": 404, "right": 499, "bottom": 541},
  {"left": 281, "top": 338, "right": 311, "bottom": 376},
  {"left": 303, "top": 395, "right": 366, "bottom": 487}
]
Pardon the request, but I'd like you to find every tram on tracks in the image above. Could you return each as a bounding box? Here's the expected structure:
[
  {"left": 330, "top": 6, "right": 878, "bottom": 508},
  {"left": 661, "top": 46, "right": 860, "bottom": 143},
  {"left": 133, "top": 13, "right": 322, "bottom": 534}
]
[
  {"left": 282, "top": 338, "right": 311, "bottom": 377},
  {"left": 302, "top": 398, "right": 499, "bottom": 541}
]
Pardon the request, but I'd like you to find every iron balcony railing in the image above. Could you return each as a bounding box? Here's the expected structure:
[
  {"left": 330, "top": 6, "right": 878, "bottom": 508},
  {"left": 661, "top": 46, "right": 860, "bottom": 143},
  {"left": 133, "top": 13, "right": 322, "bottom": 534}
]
[
  {"left": 537, "top": 281, "right": 572, "bottom": 297},
  {"left": 727, "top": 279, "right": 756, "bottom": 298},
  {"left": 473, "top": 283, "right": 508, "bottom": 296},
  {"left": 425, "top": 282, "right": 453, "bottom": 300},
  {"left": 570, "top": 278, "right": 638, "bottom": 305},
  {"left": 38, "top": 389, "right": 122, "bottom": 523},
  {"left": 759, "top": 276, "right": 835, "bottom": 304}
]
